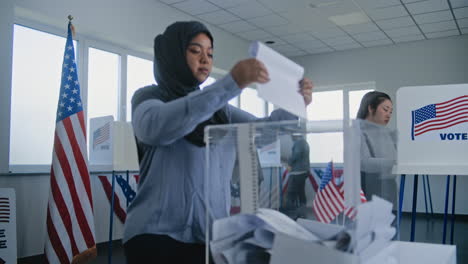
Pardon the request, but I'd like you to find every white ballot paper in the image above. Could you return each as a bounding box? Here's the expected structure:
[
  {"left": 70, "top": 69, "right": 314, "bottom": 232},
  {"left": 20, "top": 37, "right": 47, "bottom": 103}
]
[{"left": 249, "top": 41, "right": 307, "bottom": 119}]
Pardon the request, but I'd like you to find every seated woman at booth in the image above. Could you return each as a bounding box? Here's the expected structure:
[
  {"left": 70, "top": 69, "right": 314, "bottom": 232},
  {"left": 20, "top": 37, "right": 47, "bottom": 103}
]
[{"left": 356, "top": 91, "right": 397, "bottom": 207}]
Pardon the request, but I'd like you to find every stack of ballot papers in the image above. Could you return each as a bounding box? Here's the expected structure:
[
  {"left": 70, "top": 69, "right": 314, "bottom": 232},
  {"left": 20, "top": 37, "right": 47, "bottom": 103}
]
[
  {"left": 351, "top": 195, "right": 396, "bottom": 260},
  {"left": 210, "top": 208, "right": 319, "bottom": 264},
  {"left": 210, "top": 196, "right": 396, "bottom": 264}
]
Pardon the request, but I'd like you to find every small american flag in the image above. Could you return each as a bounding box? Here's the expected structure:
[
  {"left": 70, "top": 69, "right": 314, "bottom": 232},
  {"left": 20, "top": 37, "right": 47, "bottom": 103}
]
[
  {"left": 312, "top": 161, "right": 367, "bottom": 223},
  {"left": 93, "top": 122, "right": 110, "bottom": 149},
  {"left": 412, "top": 95, "right": 468, "bottom": 139},
  {"left": 312, "top": 162, "right": 345, "bottom": 223},
  {"left": 45, "top": 22, "right": 96, "bottom": 264}
]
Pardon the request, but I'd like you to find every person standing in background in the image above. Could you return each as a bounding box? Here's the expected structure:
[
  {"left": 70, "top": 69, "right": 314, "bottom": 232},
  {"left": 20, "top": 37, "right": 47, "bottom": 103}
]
[
  {"left": 284, "top": 134, "right": 310, "bottom": 218},
  {"left": 356, "top": 91, "right": 397, "bottom": 207}
]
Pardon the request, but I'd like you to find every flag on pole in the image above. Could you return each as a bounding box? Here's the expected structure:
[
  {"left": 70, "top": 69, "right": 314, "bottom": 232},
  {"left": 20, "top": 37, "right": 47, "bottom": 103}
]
[{"left": 45, "top": 21, "right": 97, "bottom": 264}]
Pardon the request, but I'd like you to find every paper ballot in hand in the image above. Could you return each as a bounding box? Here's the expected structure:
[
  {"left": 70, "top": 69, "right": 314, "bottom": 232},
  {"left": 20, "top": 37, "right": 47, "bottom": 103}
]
[{"left": 249, "top": 41, "right": 307, "bottom": 119}]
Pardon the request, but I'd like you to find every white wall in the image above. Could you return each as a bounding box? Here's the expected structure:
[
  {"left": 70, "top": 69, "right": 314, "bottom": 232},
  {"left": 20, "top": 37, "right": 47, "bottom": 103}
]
[{"left": 293, "top": 35, "right": 468, "bottom": 214}]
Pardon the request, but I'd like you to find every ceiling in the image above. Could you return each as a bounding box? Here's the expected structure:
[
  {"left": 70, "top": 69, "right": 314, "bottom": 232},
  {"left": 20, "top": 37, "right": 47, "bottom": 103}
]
[{"left": 156, "top": 0, "right": 468, "bottom": 57}]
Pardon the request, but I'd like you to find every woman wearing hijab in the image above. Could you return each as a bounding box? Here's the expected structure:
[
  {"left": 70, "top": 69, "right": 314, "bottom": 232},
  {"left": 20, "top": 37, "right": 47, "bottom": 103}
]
[
  {"left": 357, "top": 91, "right": 397, "bottom": 207},
  {"left": 123, "top": 21, "right": 313, "bottom": 263}
]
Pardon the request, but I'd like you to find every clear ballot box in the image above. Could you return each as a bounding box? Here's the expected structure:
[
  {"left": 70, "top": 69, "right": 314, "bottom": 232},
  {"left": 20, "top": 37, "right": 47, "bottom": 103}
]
[{"left": 203, "top": 119, "right": 456, "bottom": 264}]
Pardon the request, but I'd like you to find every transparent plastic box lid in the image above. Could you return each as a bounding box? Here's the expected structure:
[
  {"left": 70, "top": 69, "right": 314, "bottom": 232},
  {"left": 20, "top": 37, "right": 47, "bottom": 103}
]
[{"left": 203, "top": 119, "right": 399, "bottom": 263}]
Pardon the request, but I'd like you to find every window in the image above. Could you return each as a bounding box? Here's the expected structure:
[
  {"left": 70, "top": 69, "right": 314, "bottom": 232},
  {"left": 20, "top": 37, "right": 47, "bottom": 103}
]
[
  {"left": 307, "top": 90, "right": 344, "bottom": 163},
  {"left": 126, "top": 55, "right": 154, "bottom": 121},
  {"left": 240, "top": 88, "right": 266, "bottom": 117},
  {"left": 10, "top": 25, "right": 72, "bottom": 165},
  {"left": 87, "top": 48, "right": 119, "bottom": 122},
  {"left": 306, "top": 84, "right": 374, "bottom": 163}
]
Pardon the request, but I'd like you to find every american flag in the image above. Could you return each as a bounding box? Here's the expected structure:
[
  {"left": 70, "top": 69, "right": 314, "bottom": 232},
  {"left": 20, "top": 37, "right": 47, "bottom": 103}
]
[
  {"left": 412, "top": 95, "right": 468, "bottom": 139},
  {"left": 312, "top": 162, "right": 367, "bottom": 223},
  {"left": 312, "top": 162, "right": 345, "bottom": 223},
  {"left": 98, "top": 174, "right": 139, "bottom": 223},
  {"left": 45, "top": 22, "right": 96, "bottom": 264},
  {"left": 92, "top": 122, "right": 110, "bottom": 149}
]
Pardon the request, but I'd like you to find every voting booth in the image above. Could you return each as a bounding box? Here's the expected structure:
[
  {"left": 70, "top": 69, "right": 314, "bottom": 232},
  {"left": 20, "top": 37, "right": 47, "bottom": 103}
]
[
  {"left": 88, "top": 116, "right": 139, "bottom": 263},
  {"left": 394, "top": 84, "right": 468, "bottom": 243}
]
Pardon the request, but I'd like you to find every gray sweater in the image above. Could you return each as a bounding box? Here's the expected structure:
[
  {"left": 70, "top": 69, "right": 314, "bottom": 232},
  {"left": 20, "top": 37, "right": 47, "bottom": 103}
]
[{"left": 360, "top": 119, "right": 397, "bottom": 206}]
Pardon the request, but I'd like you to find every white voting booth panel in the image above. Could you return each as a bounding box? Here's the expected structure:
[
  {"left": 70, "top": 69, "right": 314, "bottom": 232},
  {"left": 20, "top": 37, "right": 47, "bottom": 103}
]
[
  {"left": 394, "top": 84, "right": 468, "bottom": 175},
  {"left": 89, "top": 116, "right": 139, "bottom": 171}
]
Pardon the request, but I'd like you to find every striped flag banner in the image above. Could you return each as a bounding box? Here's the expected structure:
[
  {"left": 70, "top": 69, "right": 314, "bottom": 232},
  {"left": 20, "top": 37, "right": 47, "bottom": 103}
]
[
  {"left": 412, "top": 95, "right": 468, "bottom": 139},
  {"left": 98, "top": 174, "right": 139, "bottom": 224},
  {"left": 45, "top": 21, "right": 96, "bottom": 264}
]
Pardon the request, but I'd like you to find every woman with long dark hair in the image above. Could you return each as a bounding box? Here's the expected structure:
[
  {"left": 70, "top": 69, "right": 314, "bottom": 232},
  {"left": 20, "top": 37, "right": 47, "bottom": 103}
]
[{"left": 357, "top": 91, "right": 397, "bottom": 207}]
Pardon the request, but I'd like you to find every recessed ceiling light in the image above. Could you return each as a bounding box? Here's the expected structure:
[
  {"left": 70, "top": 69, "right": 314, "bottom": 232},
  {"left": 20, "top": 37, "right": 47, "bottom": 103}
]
[{"left": 328, "top": 12, "right": 370, "bottom": 26}]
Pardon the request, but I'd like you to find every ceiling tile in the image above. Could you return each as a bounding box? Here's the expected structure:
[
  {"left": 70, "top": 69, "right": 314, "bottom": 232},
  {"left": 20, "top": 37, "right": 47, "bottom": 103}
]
[
  {"left": 282, "top": 49, "right": 308, "bottom": 57},
  {"left": 207, "top": 0, "right": 249, "bottom": 9},
  {"left": 332, "top": 42, "right": 362, "bottom": 50},
  {"left": 293, "top": 40, "right": 328, "bottom": 49},
  {"left": 160, "top": 0, "right": 186, "bottom": 4},
  {"left": 392, "top": 34, "right": 425, "bottom": 42},
  {"left": 361, "top": 38, "right": 393, "bottom": 47},
  {"left": 198, "top": 10, "right": 240, "bottom": 24},
  {"left": 420, "top": 20, "right": 457, "bottom": 33},
  {"left": 461, "top": 27, "right": 468, "bottom": 34},
  {"left": 172, "top": 0, "right": 219, "bottom": 15},
  {"left": 227, "top": 1, "right": 273, "bottom": 19},
  {"left": 413, "top": 10, "right": 453, "bottom": 24},
  {"left": 273, "top": 44, "right": 301, "bottom": 53},
  {"left": 353, "top": 31, "right": 388, "bottom": 42},
  {"left": 454, "top": 7, "right": 468, "bottom": 19},
  {"left": 450, "top": 0, "right": 468, "bottom": 9},
  {"left": 265, "top": 24, "right": 310, "bottom": 36},
  {"left": 341, "top": 22, "right": 380, "bottom": 34},
  {"left": 354, "top": 0, "right": 401, "bottom": 10},
  {"left": 305, "top": 46, "right": 334, "bottom": 54},
  {"left": 426, "top": 29, "right": 460, "bottom": 38},
  {"left": 281, "top": 33, "right": 317, "bottom": 43},
  {"left": 458, "top": 17, "right": 468, "bottom": 27},
  {"left": 401, "top": 0, "right": 420, "bottom": 3},
  {"left": 247, "top": 14, "right": 289, "bottom": 28},
  {"left": 311, "top": 27, "right": 347, "bottom": 39},
  {"left": 367, "top": 5, "right": 408, "bottom": 20},
  {"left": 218, "top": 20, "right": 257, "bottom": 33},
  {"left": 322, "top": 35, "right": 357, "bottom": 46},
  {"left": 384, "top": 25, "right": 422, "bottom": 37},
  {"left": 405, "top": 0, "right": 449, "bottom": 15},
  {"left": 376, "top": 16, "right": 415, "bottom": 29},
  {"left": 236, "top": 29, "right": 273, "bottom": 41}
]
